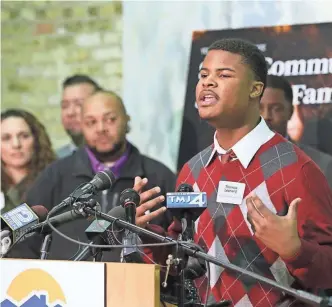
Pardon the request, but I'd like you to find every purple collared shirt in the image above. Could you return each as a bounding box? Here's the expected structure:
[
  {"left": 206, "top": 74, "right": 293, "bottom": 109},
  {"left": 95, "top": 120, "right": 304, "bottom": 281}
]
[{"left": 85, "top": 144, "right": 130, "bottom": 178}]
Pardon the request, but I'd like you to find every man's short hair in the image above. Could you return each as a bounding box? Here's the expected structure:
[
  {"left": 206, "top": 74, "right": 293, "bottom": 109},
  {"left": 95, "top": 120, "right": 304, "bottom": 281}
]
[
  {"left": 208, "top": 38, "right": 267, "bottom": 96},
  {"left": 266, "top": 75, "right": 293, "bottom": 103},
  {"left": 92, "top": 89, "right": 127, "bottom": 114},
  {"left": 62, "top": 74, "right": 102, "bottom": 91}
]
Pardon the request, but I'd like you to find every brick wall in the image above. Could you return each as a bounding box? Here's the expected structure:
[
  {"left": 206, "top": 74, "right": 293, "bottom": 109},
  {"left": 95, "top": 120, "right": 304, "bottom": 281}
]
[{"left": 1, "top": 1, "right": 123, "bottom": 150}]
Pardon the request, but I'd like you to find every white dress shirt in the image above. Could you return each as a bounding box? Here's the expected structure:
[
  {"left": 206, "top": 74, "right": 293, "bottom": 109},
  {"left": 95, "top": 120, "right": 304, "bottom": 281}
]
[{"left": 206, "top": 117, "right": 275, "bottom": 169}]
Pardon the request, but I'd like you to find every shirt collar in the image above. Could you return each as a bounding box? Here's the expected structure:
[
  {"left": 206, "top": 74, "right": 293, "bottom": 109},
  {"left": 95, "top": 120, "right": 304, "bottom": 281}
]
[
  {"left": 205, "top": 117, "right": 275, "bottom": 169},
  {"left": 85, "top": 143, "right": 130, "bottom": 178}
]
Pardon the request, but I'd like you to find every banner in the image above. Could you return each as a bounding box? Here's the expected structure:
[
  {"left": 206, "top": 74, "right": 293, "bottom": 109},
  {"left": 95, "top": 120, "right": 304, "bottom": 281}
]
[{"left": 178, "top": 22, "right": 332, "bottom": 170}]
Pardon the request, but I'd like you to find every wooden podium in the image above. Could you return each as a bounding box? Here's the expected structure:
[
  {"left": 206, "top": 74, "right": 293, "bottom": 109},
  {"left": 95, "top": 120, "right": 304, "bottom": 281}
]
[
  {"left": 0, "top": 259, "right": 176, "bottom": 307},
  {"left": 106, "top": 262, "right": 160, "bottom": 306}
]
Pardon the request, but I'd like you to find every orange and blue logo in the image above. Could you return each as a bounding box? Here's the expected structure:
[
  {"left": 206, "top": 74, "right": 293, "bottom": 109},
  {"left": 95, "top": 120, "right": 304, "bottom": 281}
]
[{"left": 1, "top": 268, "right": 66, "bottom": 307}]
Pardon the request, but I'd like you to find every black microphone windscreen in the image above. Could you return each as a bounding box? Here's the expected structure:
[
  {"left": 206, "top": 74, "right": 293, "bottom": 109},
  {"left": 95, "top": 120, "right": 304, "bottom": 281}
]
[
  {"left": 119, "top": 189, "right": 140, "bottom": 207},
  {"left": 107, "top": 205, "right": 126, "bottom": 220},
  {"left": 94, "top": 169, "right": 116, "bottom": 191},
  {"left": 177, "top": 183, "right": 194, "bottom": 192},
  {"left": 31, "top": 205, "right": 49, "bottom": 222}
]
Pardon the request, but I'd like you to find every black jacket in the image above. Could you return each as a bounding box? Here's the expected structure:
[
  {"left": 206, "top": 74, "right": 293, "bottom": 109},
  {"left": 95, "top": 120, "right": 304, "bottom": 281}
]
[{"left": 9, "top": 145, "right": 176, "bottom": 261}]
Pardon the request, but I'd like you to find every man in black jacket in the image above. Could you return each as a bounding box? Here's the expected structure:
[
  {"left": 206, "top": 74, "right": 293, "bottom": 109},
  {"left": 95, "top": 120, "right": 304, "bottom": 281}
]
[
  {"left": 260, "top": 75, "right": 332, "bottom": 189},
  {"left": 57, "top": 74, "right": 102, "bottom": 158},
  {"left": 18, "top": 89, "right": 176, "bottom": 261}
]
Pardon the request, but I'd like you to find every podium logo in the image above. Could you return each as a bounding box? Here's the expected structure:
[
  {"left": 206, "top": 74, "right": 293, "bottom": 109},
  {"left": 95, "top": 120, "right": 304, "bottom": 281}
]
[{"left": 1, "top": 268, "right": 66, "bottom": 307}]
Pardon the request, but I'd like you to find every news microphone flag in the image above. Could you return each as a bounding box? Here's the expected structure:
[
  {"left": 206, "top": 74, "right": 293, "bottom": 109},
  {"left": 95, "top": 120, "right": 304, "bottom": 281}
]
[
  {"left": 166, "top": 192, "right": 207, "bottom": 221},
  {"left": 0, "top": 203, "right": 39, "bottom": 243},
  {"left": 166, "top": 192, "right": 207, "bottom": 208}
]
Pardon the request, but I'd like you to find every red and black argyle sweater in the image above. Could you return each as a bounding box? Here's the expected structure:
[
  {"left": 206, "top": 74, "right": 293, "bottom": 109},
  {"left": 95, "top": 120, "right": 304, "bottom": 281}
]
[{"left": 145, "top": 133, "right": 332, "bottom": 306}]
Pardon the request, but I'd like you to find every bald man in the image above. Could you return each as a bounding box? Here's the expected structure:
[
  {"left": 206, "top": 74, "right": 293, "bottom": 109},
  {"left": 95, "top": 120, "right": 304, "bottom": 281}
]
[
  {"left": 19, "top": 90, "right": 175, "bottom": 261},
  {"left": 81, "top": 90, "right": 130, "bottom": 171}
]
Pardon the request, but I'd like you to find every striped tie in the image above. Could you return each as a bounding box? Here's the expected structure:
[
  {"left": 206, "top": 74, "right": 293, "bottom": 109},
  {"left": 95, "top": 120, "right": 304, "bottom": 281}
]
[{"left": 220, "top": 150, "right": 236, "bottom": 164}]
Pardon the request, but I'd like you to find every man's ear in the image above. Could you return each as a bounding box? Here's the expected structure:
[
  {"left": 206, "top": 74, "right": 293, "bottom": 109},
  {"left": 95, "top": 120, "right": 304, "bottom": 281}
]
[
  {"left": 250, "top": 81, "right": 265, "bottom": 99},
  {"left": 126, "top": 115, "right": 131, "bottom": 133}
]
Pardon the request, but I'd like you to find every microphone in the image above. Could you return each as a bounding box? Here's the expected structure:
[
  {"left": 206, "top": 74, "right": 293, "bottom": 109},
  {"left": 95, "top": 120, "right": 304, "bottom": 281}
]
[
  {"left": 176, "top": 183, "right": 195, "bottom": 243},
  {"left": 177, "top": 183, "right": 194, "bottom": 192},
  {"left": 167, "top": 183, "right": 207, "bottom": 241},
  {"left": 25, "top": 205, "right": 92, "bottom": 236},
  {"left": 56, "top": 169, "right": 116, "bottom": 210},
  {"left": 1, "top": 200, "right": 97, "bottom": 258},
  {"left": 166, "top": 184, "right": 207, "bottom": 229},
  {"left": 120, "top": 188, "right": 140, "bottom": 224},
  {"left": 167, "top": 184, "right": 208, "bottom": 304},
  {"left": 74, "top": 206, "right": 126, "bottom": 261},
  {"left": 0, "top": 230, "right": 11, "bottom": 257},
  {"left": 120, "top": 188, "right": 142, "bottom": 263},
  {"left": 0, "top": 204, "right": 48, "bottom": 256}
]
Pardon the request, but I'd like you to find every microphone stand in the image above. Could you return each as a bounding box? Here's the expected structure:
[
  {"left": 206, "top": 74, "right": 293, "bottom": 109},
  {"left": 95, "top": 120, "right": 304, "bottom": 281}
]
[
  {"left": 74, "top": 204, "right": 332, "bottom": 307},
  {"left": 40, "top": 233, "right": 52, "bottom": 260},
  {"left": 74, "top": 242, "right": 103, "bottom": 262},
  {"left": 175, "top": 232, "right": 186, "bottom": 307},
  {"left": 175, "top": 213, "right": 199, "bottom": 307}
]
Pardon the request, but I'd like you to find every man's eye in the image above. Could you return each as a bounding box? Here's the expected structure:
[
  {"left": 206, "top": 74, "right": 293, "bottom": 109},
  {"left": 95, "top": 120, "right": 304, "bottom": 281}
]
[
  {"left": 105, "top": 117, "right": 116, "bottom": 124},
  {"left": 272, "top": 106, "right": 284, "bottom": 112},
  {"left": 85, "top": 121, "right": 95, "bottom": 127}
]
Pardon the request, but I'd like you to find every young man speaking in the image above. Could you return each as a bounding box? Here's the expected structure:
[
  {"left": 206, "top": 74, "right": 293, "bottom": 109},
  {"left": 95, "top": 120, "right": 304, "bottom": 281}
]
[{"left": 136, "top": 38, "right": 332, "bottom": 306}]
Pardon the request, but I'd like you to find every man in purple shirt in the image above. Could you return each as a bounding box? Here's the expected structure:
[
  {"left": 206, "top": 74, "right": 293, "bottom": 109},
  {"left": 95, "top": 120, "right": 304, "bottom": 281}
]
[
  {"left": 24, "top": 90, "right": 176, "bottom": 261},
  {"left": 83, "top": 90, "right": 131, "bottom": 180}
]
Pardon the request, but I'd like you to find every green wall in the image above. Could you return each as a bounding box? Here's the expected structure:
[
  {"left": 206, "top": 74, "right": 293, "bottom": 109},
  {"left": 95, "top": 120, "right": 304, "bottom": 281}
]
[{"left": 1, "top": 1, "right": 123, "bottom": 150}]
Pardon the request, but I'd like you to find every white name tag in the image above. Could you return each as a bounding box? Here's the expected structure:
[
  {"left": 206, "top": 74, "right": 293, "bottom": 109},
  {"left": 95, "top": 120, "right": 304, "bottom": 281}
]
[{"left": 217, "top": 181, "right": 245, "bottom": 205}]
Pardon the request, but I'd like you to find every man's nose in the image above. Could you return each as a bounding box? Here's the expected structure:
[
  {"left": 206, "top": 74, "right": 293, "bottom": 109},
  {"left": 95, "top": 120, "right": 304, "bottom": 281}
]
[
  {"left": 261, "top": 107, "right": 272, "bottom": 121},
  {"left": 96, "top": 120, "right": 106, "bottom": 132},
  {"left": 66, "top": 104, "right": 76, "bottom": 117},
  {"left": 202, "top": 76, "right": 217, "bottom": 88}
]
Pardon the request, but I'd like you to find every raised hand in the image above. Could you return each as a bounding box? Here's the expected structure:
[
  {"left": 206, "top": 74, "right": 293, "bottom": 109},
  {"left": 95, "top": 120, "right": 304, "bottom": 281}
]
[{"left": 133, "top": 176, "right": 166, "bottom": 228}]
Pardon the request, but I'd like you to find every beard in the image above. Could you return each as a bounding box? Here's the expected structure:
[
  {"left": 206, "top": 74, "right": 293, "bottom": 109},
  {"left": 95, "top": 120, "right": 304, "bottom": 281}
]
[
  {"left": 66, "top": 129, "right": 84, "bottom": 147},
  {"left": 87, "top": 140, "right": 127, "bottom": 162}
]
